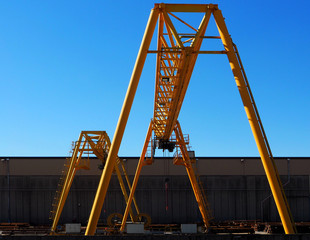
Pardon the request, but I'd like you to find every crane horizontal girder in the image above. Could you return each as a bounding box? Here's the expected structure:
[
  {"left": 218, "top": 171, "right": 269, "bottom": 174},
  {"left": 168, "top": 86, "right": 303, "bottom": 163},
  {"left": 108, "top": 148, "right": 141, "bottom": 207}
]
[{"left": 153, "top": 7, "right": 210, "bottom": 140}]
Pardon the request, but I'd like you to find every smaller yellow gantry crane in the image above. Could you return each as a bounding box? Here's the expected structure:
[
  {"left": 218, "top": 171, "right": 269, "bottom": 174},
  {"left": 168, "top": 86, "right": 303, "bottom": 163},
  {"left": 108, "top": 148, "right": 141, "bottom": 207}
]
[
  {"left": 49, "top": 131, "right": 143, "bottom": 234},
  {"left": 84, "top": 3, "right": 297, "bottom": 235}
]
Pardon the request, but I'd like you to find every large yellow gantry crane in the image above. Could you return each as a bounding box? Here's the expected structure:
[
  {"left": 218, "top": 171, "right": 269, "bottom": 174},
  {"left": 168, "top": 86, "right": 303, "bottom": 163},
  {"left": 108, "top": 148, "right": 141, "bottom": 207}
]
[
  {"left": 85, "top": 4, "right": 297, "bottom": 235},
  {"left": 50, "top": 131, "right": 141, "bottom": 234}
]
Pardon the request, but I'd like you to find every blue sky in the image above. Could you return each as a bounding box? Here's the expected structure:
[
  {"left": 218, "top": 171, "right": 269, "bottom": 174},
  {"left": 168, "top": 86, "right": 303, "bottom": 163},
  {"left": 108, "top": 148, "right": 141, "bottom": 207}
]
[{"left": 0, "top": 0, "right": 309, "bottom": 157}]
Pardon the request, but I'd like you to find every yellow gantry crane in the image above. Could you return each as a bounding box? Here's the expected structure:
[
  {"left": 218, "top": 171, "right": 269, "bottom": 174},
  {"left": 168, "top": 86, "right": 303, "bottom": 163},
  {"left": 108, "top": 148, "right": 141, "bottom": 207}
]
[
  {"left": 49, "top": 131, "right": 141, "bottom": 234},
  {"left": 85, "top": 3, "right": 297, "bottom": 235}
]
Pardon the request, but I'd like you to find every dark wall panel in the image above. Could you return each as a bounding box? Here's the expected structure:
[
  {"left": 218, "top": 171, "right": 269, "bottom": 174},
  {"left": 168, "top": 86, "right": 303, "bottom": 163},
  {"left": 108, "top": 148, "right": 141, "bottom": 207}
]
[{"left": 0, "top": 175, "right": 309, "bottom": 225}]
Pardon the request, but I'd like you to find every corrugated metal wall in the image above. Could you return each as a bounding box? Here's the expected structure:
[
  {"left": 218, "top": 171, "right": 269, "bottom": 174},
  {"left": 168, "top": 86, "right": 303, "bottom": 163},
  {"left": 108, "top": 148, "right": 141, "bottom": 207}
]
[{"left": 0, "top": 175, "right": 309, "bottom": 225}]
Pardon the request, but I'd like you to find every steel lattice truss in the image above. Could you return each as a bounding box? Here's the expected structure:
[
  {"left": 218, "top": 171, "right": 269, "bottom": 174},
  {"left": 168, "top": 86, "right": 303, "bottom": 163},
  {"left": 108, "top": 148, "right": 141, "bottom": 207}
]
[{"left": 153, "top": 7, "right": 213, "bottom": 140}]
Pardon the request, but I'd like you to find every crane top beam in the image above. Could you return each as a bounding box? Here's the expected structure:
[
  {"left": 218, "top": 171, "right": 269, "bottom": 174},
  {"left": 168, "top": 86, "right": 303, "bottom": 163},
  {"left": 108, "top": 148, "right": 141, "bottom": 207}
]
[{"left": 154, "top": 3, "right": 218, "bottom": 12}]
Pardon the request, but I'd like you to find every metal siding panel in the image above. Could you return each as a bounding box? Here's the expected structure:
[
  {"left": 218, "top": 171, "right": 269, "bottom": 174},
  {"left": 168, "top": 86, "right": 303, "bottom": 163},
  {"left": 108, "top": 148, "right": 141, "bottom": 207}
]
[
  {"left": 172, "top": 183, "right": 181, "bottom": 223},
  {"left": 1, "top": 174, "right": 309, "bottom": 225},
  {"left": 246, "top": 176, "right": 257, "bottom": 220}
]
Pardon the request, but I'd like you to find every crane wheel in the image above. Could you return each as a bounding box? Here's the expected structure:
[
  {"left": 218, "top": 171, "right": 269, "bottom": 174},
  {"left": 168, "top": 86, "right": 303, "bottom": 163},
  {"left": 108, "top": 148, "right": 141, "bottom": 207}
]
[
  {"left": 134, "top": 213, "right": 151, "bottom": 228},
  {"left": 107, "top": 213, "right": 123, "bottom": 227}
]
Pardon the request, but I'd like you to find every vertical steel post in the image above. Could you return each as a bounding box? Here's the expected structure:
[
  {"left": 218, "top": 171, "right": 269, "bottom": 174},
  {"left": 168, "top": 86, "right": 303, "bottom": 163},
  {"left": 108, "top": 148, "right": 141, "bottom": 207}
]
[
  {"left": 213, "top": 8, "right": 296, "bottom": 234},
  {"left": 85, "top": 8, "right": 159, "bottom": 235}
]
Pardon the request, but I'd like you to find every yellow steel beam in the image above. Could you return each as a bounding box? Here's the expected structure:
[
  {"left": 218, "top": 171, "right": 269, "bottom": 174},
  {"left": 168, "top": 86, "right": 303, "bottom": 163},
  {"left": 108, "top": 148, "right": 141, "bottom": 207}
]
[
  {"left": 114, "top": 163, "right": 135, "bottom": 222},
  {"left": 85, "top": 8, "right": 159, "bottom": 235},
  {"left": 119, "top": 160, "right": 141, "bottom": 216},
  {"left": 50, "top": 168, "right": 78, "bottom": 234},
  {"left": 213, "top": 7, "right": 296, "bottom": 234},
  {"left": 153, "top": 13, "right": 164, "bottom": 120},
  {"left": 120, "top": 121, "right": 153, "bottom": 232},
  {"left": 190, "top": 9, "right": 212, "bottom": 49},
  {"left": 168, "top": 12, "right": 198, "bottom": 32},
  {"left": 174, "top": 121, "right": 210, "bottom": 229},
  {"left": 50, "top": 134, "right": 83, "bottom": 233},
  {"left": 84, "top": 134, "right": 106, "bottom": 160},
  {"left": 162, "top": 10, "right": 183, "bottom": 48},
  {"left": 156, "top": 3, "right": 217, "bottom": 13}
]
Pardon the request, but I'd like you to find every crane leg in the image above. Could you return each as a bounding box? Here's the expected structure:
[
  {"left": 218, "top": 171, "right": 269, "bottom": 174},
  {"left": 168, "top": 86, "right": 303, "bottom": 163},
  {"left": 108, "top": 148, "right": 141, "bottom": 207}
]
[
  {"left": 213, "top": 8, "right": 296, "bottom": 234},
  {"left": 50, "top": 138, "right": 85, "bottom": 233},
  {"left": 114, "top": 164, "right": 135, "bottom": 221},
  {"left": 84, "top": 8, "right": 159, "bottom": 235},
  {"left": 174, "top": 122, "right": 210, "bottom": 230},
  {"left": 50, "top": 168, "right": 77, "bottom": 234},
  {"left": 119, "top": 160, "right": 141, "bottom": 217},
  {"left": 120, "top": 121, "right": 153, "bottom": 232}
]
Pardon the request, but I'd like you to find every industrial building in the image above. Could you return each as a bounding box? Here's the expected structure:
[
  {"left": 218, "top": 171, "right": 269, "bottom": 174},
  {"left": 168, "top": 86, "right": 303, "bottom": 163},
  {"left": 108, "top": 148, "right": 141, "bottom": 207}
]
[{"left": 1, "top": 156, "right": 309, "bottom": 228}]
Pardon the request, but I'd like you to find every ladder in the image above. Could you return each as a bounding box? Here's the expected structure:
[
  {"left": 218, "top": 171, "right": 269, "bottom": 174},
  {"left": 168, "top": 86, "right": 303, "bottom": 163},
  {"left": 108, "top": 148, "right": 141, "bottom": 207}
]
[{"left": 49, "top": 158, "right": 70, "bottom": 221}]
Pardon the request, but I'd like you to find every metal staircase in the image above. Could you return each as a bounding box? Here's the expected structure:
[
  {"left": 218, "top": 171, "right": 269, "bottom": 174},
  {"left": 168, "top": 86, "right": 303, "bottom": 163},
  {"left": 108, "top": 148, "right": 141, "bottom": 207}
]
[{"left": 49, "top": 158, "right": 70, "bottom": 221}]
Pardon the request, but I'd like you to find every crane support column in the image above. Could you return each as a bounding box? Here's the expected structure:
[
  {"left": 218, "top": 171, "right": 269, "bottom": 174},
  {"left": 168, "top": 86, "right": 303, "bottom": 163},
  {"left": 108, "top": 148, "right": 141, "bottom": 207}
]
[
  {"left": 213, "top": 8, "right": 296, "bottom": 234},
  {"left": 114, "top": 164, "right": 135, "bottom": 221},
  {"left": 85, "top": 8, "right": 159, "bottom": 236},
  {"left": 174, "top": 122, "right": 210, "bottom": 229},
  {"left": 120, "top": 160, "right": 141, "bottom": 216},
  {"left": 120, "top": 121, "right": 153, "bottom": 232},
  {"left": 50, "top": 139, "right": 83, "bottom": 234}
]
